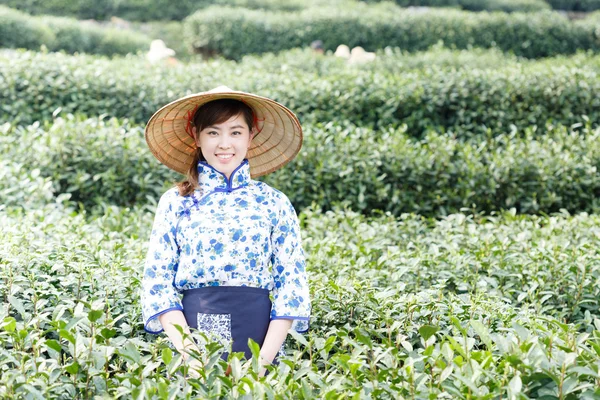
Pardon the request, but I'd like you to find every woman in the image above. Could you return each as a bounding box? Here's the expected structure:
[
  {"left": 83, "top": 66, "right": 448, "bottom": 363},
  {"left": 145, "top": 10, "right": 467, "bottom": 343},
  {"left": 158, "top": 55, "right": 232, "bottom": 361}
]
[{"left": 141, "top": 86, "right": 310, "bottom": 376}]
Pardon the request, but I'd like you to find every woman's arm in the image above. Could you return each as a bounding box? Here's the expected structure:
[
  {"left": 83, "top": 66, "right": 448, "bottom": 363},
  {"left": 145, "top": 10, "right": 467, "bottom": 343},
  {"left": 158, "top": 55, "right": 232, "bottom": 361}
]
[
  {"left": 160, "top": 309, "right": 294, "bottom": 376},
  {"left": 258, "top": 318, "right": 293, "bottom": 375},
  {"left": 158, "top": 310, "right": 199, "bottom": 360},
  {"left": 159, "top": 310, "right": 204, "bottom": 377},
  {"left": 141, "top": 189, "right": 184, "bottom": 334},
  {"left": 160, "top": 311, "right": 291, "bottom": 377}
]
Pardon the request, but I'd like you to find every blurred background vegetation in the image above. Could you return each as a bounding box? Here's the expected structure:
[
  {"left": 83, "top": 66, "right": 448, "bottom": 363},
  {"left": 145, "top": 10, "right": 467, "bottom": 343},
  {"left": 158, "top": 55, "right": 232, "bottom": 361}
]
[{"left": 2, "top": 1, "right": 600, "bottom": 398}]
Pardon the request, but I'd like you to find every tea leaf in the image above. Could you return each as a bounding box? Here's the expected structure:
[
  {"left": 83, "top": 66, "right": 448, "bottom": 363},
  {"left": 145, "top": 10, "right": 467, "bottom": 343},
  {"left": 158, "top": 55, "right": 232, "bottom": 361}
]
[
  {"left": 59, "top": 329, "right": 76, "bottom": 345},
  {"left": 65, "top": 361, "right": 80, "bottom": 375},
  {"left": 45, "top": 339, "right": 62, "bottom": 353},
  {"left": 88, "top": 309, "right": 103, "bottom": 323},
  {"left": 2, "top": 317, "right": 16, "bottom": 333},
  {"left": 8, "top": 295, "right": 26, "bottom": 319},
  {"left": 418, "top": 325, "right": 439, "bottom": 341},
  {"left": 161, "top": 347, "right": 172, "bottom": 365}
]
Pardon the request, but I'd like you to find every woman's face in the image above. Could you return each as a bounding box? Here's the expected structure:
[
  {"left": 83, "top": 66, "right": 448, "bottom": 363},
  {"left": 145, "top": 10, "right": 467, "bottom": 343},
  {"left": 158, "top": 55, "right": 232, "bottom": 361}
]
[{"left": 193, "top": 113, "right": 254, "bottom": 179}]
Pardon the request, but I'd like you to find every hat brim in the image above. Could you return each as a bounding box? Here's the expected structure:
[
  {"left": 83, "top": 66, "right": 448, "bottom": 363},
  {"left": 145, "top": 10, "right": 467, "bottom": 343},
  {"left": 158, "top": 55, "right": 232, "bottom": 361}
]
[{"left": 144, "top": 88, "right": 303, "bottom": 178}]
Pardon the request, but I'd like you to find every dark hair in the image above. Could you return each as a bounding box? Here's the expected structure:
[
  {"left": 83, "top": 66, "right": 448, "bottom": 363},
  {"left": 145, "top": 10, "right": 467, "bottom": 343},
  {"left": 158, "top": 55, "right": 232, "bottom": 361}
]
[{"left": 175, "top": 99, "right": 255, "bottom": 197}]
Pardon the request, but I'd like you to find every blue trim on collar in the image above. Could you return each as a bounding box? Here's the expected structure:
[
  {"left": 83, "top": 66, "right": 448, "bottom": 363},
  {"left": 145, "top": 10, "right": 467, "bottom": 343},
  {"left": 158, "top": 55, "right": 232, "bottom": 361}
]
[{"left": 197, "top": 158, "right": 251, "bottom": 193}]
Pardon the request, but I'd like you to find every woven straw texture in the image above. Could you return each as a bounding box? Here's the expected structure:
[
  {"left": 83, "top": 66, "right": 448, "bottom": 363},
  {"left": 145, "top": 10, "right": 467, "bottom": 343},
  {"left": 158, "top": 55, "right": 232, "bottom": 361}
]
[{"left": 145, "top": 87, "right": 302, "bottom": 178}]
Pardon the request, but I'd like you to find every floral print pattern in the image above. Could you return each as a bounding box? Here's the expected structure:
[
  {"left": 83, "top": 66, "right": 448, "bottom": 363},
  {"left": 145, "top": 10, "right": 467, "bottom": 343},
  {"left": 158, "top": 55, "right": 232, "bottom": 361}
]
[
  {"left": 196, "top": 313, "right": 232, "bottom": 351},
  {"left": 141, "top": 159, "right": 310, "bottom": 334}
]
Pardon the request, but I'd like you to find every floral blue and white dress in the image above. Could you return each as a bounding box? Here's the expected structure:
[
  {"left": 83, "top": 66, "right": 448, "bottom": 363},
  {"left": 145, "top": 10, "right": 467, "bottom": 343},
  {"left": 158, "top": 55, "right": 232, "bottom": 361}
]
[{"left": 141, "top": 158, "right": 310, "bottom": 353}]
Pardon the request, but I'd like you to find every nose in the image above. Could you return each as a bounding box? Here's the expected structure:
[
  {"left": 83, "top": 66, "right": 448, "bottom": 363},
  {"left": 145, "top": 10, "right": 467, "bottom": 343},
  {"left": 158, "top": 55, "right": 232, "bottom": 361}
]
[{"left": 217, "top": 133, "right": 232, "bottom": 149}]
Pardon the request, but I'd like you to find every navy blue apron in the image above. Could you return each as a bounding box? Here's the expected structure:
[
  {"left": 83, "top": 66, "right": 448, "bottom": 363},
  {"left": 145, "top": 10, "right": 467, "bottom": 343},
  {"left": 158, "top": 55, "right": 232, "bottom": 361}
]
[{"left": 182, "top": 286, "right": 275, "bottom": 363}]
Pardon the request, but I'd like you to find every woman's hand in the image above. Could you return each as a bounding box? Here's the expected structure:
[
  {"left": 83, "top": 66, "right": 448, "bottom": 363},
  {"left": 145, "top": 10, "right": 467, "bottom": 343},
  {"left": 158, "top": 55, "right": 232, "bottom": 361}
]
[
  {"left": 258, "top": 365, "right": 267, "bottom": 377},
  {"left": 223, "top": 357, "right": 268, "bottom": 378},
  {"left": 257, "top": 354, "right": 272, "bottom": 377},
  {"left": 255, "top": 319, "right": 291, "bottom": 376},
  {"left": 159, "top": 310, "right": 206, "bottom": 378},
  {"left": 186, "top": 357, "right": 204, "bottom": 379},
  {"left": 159, "top": 310, "right": 198, "bottom": 356}
]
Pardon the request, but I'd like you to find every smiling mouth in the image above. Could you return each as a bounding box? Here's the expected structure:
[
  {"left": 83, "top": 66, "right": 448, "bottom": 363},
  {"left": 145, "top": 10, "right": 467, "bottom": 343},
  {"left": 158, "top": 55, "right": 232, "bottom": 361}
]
[{"left": 216, "top": 154, "right": 234, "bottom": 159}]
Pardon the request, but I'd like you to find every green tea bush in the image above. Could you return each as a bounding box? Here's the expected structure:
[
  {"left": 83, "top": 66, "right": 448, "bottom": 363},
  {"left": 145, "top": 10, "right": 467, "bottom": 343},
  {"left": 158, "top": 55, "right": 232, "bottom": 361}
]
[
  {"left": 241, "top": 44, "right": 526, "bottom": 74},
  {"left": 184, "top": 4, "right": 599, "bottom": 60},
  {"left": 0, "top": 123, "right": 56, "bottom": 211},
  {"left": 113, "top": 0, "right": 203, "bottom": 21},
  {"left": 546, "top": 0, "right": 600, "bottom": 11},
  {"left": 0, "top": 160, "right": 55, "bottom": 210},
  {"left": 41, "top": 16, "right": 151, "bottom": 56},
  {"left": 302, "top": 206, "right": 600, "bottom": 328},
  {"left": 0, "top": 0, "right": 201, "bottom": 21},
  {"left": 192, "top": 0, "right": 338, "bottom": 12},
  {"left": 267, "top": 121, "right": 600, "bottom": 216},
  {"left": 458, "top": 0, "right": 550, "bottom": 11},
  {"left": 2, "top": 49, "right": 600, "bottom": 135},
  {"left": 365, "top": 0, "right": 551, "bottom": 12},
  {"left": 0, "top": 0, "right": 351, "bottom": 20},
  {"left": 0, "top": 6, "right": 150, "bottom": 55},
  {"left": 0, "top": 5, "right": 54, "bottom": 50},
  {"left": 574, "top": 10, "right": 600, "bottom": 35},
  {"left": 2, "top": 117, "right": 600, "bottom": 217},
  {"left": 0, "top": 117, "right": 177, "bottom": 210},
  {"left": 2, "top": 204, "right": 600, "bottom": 397},
  {"left": 0, "top": 0, "right": 85, "bottom": 18}
]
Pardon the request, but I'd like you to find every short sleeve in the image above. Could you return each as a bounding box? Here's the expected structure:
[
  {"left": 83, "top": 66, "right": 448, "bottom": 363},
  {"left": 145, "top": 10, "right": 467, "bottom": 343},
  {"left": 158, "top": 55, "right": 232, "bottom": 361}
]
[
  {"left": 141, "top": 189, "right": 183, "bottom": 334},
  {"left": 269, "top": 193, "right": 311, "bottom": 333}
]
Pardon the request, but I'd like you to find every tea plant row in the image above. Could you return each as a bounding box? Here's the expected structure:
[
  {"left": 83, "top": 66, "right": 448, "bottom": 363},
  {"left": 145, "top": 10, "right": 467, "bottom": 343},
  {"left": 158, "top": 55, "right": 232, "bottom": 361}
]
[
  {"left": 2, "top": 203, "right": 600, "bottom": 398},
  {"left": 184, "top": 4, "right": 600, "bottom": 59},
  {"left": 3, "top": 116, "right": 600, "bottom": 217},
  {"left": 3, "top": 49, "right": 600, "bottom": 134},
  {"left": 0, "top": 6, "right": 150, "bottom": 56},
  {"left": 369, "top": 0, "right": 552, "bottom": 12}
]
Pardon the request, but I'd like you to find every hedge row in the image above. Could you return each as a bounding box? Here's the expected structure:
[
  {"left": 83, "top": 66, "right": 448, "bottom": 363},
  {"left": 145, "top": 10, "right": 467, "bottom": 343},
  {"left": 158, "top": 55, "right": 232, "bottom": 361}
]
[
  {"left": 301, "top": 207, "right": 600, "bottom": 329},
  {"left": 363, "top": 0, "right": 551, "bottom": 12},
  {"left": 184, "top": 5, "right": 600, "bottom": 60},
  {"left": 274, "top": 121, "right": 600, "bottom": 217},
  {"left": 2, "top": 50, "right": 600, "bottom": 136},
  {"left": 2, "top": 117, "right": 600, "bottom": 217},
  {"left": 192, "top": 0, "right": 343, "bottom": 12},
  {"left": 0, "top": 6, "right": 150, "bottom": 56},
  {"left": 0, "top": 118, "right": 171, "bottom": 211},
  {"left": 366, "top": 0, "right": 600, "bottom": 12},
  {"left": 242, "top": 45, "right": 526, "bottom": 74},
  {"left": 0, "top": 159, "right": 56, "bottom": 211},
  {"left": 3, "top": 0, "right": 596, "bottom": 20},
  {"left": 546, "top": 0, "right": 600, "bottom": 11},
  {"left": 4, "top": 205, "right": 600, "bottom": 397},
  {"left": 436, "top": 0, "right": 550, "bottom": 11},
  {"left": 0, "top": 0, "right": 341, "bottom": 21},
  {"left": 0, "top": 0, "right": 200, "bottom": 22}
]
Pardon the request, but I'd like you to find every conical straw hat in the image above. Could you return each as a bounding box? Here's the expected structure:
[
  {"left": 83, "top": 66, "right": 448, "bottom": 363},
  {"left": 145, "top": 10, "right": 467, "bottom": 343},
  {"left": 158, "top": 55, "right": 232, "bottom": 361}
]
[{"left": 144, "top": 86, "right": 303, "bottom": 178}]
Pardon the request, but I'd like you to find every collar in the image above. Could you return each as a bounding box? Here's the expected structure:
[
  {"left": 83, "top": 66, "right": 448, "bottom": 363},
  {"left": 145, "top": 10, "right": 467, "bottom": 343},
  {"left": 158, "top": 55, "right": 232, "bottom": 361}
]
[{"left": 197, "top": 158, "right": 251, "bottom": 193}]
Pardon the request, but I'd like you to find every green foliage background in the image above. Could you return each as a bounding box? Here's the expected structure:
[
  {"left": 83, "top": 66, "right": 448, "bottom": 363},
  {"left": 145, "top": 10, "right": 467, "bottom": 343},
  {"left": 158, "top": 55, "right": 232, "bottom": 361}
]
[
  {"left": 0, "top": 6, "right": 150, "bottom": 55},
  {"left": 2, "top": 0, "right": 600, "bottom": 398},
  {"left": 2, "top": 49, "right": 600, "bottom": 134},
  {"left": 184, "top": 5, "right": 600, "bottom": 59}
]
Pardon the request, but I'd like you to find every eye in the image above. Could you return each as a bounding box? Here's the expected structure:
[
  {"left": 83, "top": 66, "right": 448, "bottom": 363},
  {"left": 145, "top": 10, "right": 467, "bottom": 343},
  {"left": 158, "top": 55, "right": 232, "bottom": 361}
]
[
  {"left": 206, "top": 130, "right": 218, "bottom": 136},
  {"left": 232, "top": 131, "right": 242, "bottom": 136}
]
